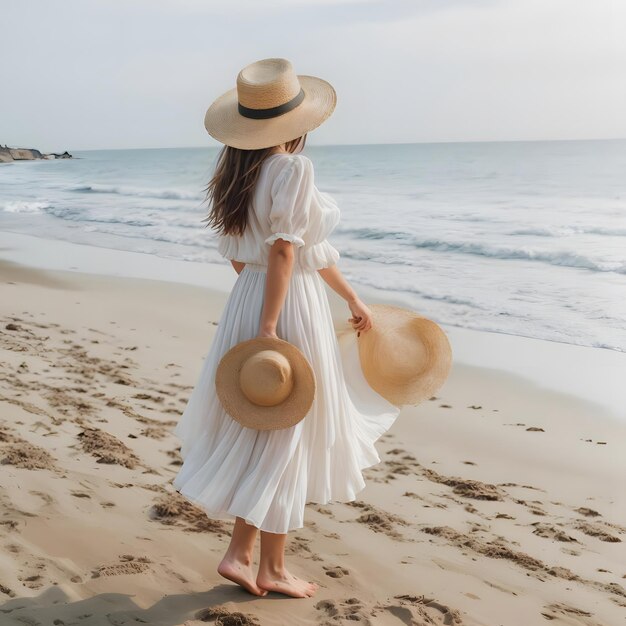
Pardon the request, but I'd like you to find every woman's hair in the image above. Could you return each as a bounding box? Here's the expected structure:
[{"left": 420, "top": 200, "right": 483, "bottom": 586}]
[{"left": 202, "top": 133, "right": 307, "bottom": 236}]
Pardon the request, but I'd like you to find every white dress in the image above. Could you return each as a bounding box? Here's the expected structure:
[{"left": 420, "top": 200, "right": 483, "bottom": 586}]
[{"left": 172, "top": 152, "right": 400, "bottom": 534}]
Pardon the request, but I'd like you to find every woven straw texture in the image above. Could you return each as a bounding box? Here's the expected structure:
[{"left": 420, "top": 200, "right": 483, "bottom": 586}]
[
  {"left": 204, "top": 58, "right": 336, "bottom": 150},
  {"left": 356, "top": 304, "right": 452, "bottom": 406},
  {"left": 215, "top": 336, "right": 316, "bottom": 431}
]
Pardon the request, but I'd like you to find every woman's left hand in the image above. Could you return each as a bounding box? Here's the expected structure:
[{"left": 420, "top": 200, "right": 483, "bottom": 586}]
[{"left": 347, "top": 297, "right": 372, "bottom": 336}]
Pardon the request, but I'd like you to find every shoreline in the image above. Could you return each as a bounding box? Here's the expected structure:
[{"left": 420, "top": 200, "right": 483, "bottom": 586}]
[{"left": 1, "top": 229, "right": 624, "bottom": 420}]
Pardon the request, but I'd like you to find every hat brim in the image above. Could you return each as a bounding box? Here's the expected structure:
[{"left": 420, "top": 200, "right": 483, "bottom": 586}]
[
  {"left": 356, "top": 304, "right": 452, "bottom": 406},
  {"left": 204, "top": 75, "right": 337, "bottom": 150},
  {"left": 215, "top": 337, "right": 316, "bottom": 430}
]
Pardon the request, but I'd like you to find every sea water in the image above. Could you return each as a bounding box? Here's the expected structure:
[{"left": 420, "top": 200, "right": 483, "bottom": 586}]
[{"left": 1, "top": 140, "right": 625, "bottom": 352}]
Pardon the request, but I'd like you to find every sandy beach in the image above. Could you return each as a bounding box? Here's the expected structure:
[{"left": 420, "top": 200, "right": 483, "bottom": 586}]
[{"left": 1, "top": 233, "right": 625, "bottom": 626}]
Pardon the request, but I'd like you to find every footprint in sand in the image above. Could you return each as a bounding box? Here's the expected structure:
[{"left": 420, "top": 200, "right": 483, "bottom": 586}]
[
  {"left": 311, "top": 504, "right": 335, "bottom": 517},
  {"left": 422, "top": 468, "right": 504, "bottom": 501},
  {"left": 140, "top": 426, "right": 168, "bottom": 439},
  {"left": 0, "top": 582, "right": 16, "bottom": 598},
  {"left": 1, "top": 439, "right": 58, "bottom": 471},
  {"left": 422, "top": 525, "right": 546, "bottom": 573},
  {"left": 18, "top": 573, "right": 44, "bottom": 590},
  {"left": 195, "top": 606, "right": 260, "bottom": 625},
  {"left": 323, "top": 532, "right": 341, "bottom": 541},
  {"left": 286, "top": 535, "right": 321, "bottom": 560},
  {"left": 386, "top": 448, "right": 408, "bottom": 456},
  {"left": 403, "top": 491, "right": 449, "bottom": 510},
  {"left": 91, "top": 556, "right": 152, "bottom": 578},
  {"left": 541, "top": 602, "right": 598, "bottom": 624},
  {"left": 575, "top": 521, "right": 621, "bottom": 543},
  {"left": 531, "top": 522, "right": 578, "bottom": 543},
  {"left": 77, "top": 427, "right": 141, "bottom": 469},
  {"left": 575, "top": 507, "right": 601, "bottom": 517},
  {"left": 511, "top": 498, "right": 547, "bottom": 516},
  {"left": 132, "top": 392, "right": 164, "bottom": 403},
  {"left": 385, "top": 594, "right": 464, "bottom": 625},
  {"left": 323, "top": 565, "right": 350, "bottom": 578},
  {"left": 150, "top": 491, "right": 227, "bottom": 535},
  {"left": 384, "top": 460, "right": 413, "bottom": 477},
  {"left": 347, "top": 501, "right": 409, "bottom": 539},
  {"left": 70, "top": 491, "right": 91, "bottom": 499},
  {"left": 315, "top": 597, "right": 370, "bottom": 624},
  {"left": 166, "top": 448, "right": 183, "bottom": 466}
]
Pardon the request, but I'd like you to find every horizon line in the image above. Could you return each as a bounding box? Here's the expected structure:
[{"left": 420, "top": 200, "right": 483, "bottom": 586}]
[
  {"left": 5, "top": 136, "right": 625, "bottom": 153},
  {"left": 73, "top": 135, "right": 626, "bottom": 152}
]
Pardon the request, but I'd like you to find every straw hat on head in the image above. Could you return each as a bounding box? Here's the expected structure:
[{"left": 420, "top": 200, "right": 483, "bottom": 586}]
[
  {"left": 215, "top": 336, "right": 316, "bottom": 430},
  {"left": 204, "top": 57, "right": 337, "bottom": 150},
  {"left": 355, "top": 304, "right": 452, "bottom": 406}
]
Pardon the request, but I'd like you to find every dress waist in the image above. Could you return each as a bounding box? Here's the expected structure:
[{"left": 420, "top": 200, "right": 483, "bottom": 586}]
[
  {"left": 243, "top": 262, "right": 315, "bottom": 273},
  {"left": 244, "top": 262, "right": 268, "bottom": 272}
]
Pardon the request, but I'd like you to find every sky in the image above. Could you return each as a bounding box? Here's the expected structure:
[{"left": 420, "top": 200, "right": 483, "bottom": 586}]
[{"left": 2, "top": 0, "right": 625, "bottom": 151}]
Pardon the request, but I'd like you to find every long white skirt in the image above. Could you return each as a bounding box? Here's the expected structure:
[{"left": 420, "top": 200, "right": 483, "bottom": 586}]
[{"left": 172, "top": 262, "right": 400, "bottom": 534}]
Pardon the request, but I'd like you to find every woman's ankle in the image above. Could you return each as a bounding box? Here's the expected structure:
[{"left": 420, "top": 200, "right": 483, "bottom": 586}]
[
  {"left": 221, "top": 549, "right": 253, "bottom": 566},
  {"left": 257, "top": 561, "right": 286, "bottom": 577}
]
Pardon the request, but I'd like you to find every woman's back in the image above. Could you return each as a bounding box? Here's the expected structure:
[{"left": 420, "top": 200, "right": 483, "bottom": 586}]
[{"left": 217, "top": 153, "right": 341, "bottom": 271}]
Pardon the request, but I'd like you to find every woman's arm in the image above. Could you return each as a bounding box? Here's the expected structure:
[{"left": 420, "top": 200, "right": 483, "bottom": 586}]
[
  {"left": 318, "top": 265, "right": 372, "bottom": 333},
  {"left": 317, "top": 264, "right": 358, "bottom": 303},
  {"left": 230, "top": 260, "right": 246, "bottom": 275},
  {"left": 257, "top": 239, "right": 295, "bottom": 338}
]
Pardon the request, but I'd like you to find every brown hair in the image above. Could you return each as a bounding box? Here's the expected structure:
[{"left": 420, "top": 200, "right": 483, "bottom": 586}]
[{"left": 202, "top": 134, "right": 307, "bottom": 236}]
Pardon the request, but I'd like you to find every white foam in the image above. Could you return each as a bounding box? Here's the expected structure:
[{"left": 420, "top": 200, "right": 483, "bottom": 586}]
[
  {"left": 2, "top": 200, "right": 50, "bottom": 213},
  {"left": 69, "top": 183, "right": 202, "bottom": 201}
]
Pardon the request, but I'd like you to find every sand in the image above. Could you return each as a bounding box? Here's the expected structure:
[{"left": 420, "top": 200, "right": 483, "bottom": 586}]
[{"left": 0, "top": 247, "right": 625, "bottom": 626}]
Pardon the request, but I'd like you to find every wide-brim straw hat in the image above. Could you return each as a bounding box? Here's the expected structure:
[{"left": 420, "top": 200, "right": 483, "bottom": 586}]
[
  {"left": 215, "top": 336, "right": 316, "bottom": 430},
  {"left": 204, "top": 57, "right": 337, "bottom": 150},
  {"left": 355, "top": 304, "right": 452, "bottom": 406}
]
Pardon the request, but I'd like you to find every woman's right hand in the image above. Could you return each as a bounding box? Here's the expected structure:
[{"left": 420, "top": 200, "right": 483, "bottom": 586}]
[{"left": 257, "top": 326, "right": 278, "bottom": 339}]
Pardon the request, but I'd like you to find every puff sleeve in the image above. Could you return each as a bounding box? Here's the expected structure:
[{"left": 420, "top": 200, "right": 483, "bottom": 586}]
[{"left": 265, "top": 155, "right": 314, "bottom": 248}]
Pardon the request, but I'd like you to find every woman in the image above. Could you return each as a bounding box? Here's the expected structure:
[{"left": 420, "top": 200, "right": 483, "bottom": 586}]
[{"left": 173, "top": 58, "right": 400, "bottom": 599}]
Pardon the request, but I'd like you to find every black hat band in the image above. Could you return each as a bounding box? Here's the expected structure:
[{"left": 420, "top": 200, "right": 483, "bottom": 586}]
[{"left": 238, "top": 88, "right": 305, "bottom": 120}]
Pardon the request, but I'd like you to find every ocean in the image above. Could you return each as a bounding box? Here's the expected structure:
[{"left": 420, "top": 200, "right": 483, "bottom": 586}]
[{"left": 1, "top": 140, "right": 625, "bottom": 353}]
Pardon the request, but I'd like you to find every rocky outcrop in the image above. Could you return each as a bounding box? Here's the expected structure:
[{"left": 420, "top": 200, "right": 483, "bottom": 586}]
[{"left": 0, "top": 145, "right": 72, "bottom": 163}]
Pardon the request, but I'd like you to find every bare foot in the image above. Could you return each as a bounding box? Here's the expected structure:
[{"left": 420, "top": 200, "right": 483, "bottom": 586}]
[
  {"left": 217, "top": 557, "right": 268, "bottom": 597},
  {"left": 257, "top": 567, "right": 319, "bottom": 598}
]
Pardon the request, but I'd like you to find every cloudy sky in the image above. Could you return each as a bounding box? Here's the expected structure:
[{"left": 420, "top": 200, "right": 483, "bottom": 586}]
[{"left": 2, "top": 0, "right": 625, "bottom": 151}]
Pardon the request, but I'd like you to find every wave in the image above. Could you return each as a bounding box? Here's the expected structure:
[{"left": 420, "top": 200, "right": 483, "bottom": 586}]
[
  {"left": 340, "top": 239, "right": 626, "bottom": 274},
  {"left": 445, "top": 214, "right": 503, "bottom": 223},
  {"left": 334, "top": 226, "right": 411, "bottom": 241},
  {"left": 340, "top": 222, "right": 626, "bottom": 244},
  {"left": 45, "top": 207, "right": 157, "bottom": 228},
  {"left": 2, "top": 200, "right": 51, "bottom": 213},
  {"left": 76, "top": 222, "right": 213, "bottom": 249},
  {"left": 343, "top": 272, "right": 625, "bottom": 352},
  {"left": 341, "top": 273, "right": 490, "bottom": 311},
  {"left": 68, "top": 184, "right": 202, "bottom": 201},
  {"left": 510, "top": 225, "right": 626, "bottom": 237},
  {"left": 41, "top": 205, "right": 204, "bottom": 231}
]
